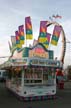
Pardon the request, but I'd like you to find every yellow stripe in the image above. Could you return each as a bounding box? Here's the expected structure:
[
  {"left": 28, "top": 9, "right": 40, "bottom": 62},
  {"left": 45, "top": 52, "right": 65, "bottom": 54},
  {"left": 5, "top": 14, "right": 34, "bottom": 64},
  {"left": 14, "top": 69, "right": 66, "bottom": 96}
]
[
  {"left": 16, "top": 44, "right": 22, "bottom": 48},
  {"left": 26, "top": 34, "right": 33, "bottom": 39},
  {"left": 38, "top": 37, "right": 47, "bottom": 43},
  {"left": 20, "top": 40, "right": 24, "bottom": 44},
  {"left": 51, "top": 40, "right": 57, "bottom": 46}
]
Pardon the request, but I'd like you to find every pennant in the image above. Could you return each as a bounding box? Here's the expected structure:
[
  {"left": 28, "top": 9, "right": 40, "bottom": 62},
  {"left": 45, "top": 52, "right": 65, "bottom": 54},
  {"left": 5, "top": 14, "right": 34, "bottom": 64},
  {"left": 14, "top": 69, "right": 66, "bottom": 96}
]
[
  {"left": 18, "top": 25, "right": 25, "bottom": 44},
  {"left": 25, "top": 16, "right": 33, "bottom": 39},
  {"left": 51, "top": 25, "right": 62, "bottom": 46}
]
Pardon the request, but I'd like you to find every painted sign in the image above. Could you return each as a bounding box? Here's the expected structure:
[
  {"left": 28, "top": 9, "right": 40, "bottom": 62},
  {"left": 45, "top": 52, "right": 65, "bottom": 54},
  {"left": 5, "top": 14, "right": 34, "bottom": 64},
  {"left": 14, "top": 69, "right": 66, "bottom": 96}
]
[{"left": 29, "top": 45, "right": 49, "bottom": 58}]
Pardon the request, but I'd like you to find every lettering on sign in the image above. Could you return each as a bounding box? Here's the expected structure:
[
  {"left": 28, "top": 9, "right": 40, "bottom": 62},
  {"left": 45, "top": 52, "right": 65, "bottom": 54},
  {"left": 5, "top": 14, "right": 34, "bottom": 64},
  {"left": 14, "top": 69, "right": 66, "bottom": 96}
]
[
  {"left": 30, "top": 59, "right": 60, "bottom": 67},
  {"left": 11, "top": 58, "right": 28, "bottom": 66}
]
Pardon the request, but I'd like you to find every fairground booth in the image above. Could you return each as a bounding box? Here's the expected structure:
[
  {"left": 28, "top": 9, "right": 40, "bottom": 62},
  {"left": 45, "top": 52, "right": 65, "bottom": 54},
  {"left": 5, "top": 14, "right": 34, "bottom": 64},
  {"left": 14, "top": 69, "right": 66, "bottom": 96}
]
[
  {"left": 6, "top": 43, "right": 62, "bottom": 101},
  {"left": 5, "top": 16, "right": 66, "bottom": 101}
]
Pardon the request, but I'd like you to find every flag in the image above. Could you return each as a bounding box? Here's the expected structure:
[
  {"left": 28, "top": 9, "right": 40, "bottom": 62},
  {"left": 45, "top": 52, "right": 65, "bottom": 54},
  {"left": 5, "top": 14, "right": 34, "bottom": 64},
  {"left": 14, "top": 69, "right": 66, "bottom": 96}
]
[
  {"left": 38, "top": 33, "right": 51, "bottom": 49},
  {"left": 39, "top": 21, "right": 48, "bottom": 37},
  {"left": 51, "top": 25, "right": 62, "bottom": 46},
  {"left": 18, "top": 25, "right": 25, "bottom": 44},
  {"left": 15, "top": 31, "right": 20, "bottom": 44},
  {"left": 38, "top": 21, "right": 51, "bottom": 49},
  {"left": 25, "top": 16, "right": 33, "bottom": 39},
  {"left": 38, "top": 21, "right": 47, "bottom": 43},
  {"left": 11, "top": 36, "right": 16, "bottom": 46},
  {"left": 15, "top": 31, "right": 22, "bottom": 51}
]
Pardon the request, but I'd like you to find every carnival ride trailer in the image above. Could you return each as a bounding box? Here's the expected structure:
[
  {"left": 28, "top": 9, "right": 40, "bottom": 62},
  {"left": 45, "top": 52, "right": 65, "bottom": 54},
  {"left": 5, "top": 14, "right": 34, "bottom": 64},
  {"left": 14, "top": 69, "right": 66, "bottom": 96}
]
[{"left": 6, "top": 57, "right": 62, "bottom": 101}]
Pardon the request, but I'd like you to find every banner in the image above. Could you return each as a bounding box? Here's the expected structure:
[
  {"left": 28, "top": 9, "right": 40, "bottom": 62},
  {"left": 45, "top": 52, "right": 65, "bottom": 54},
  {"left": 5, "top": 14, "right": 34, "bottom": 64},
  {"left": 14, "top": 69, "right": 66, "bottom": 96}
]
[
  {"left": 51, "top": 25, "right": 62, "bottom": 46},
  {"left": 18, "top": 25, "right": 25, "bottom": 44},
  {"left": 15, "top": 31, "right": 22, "bottom": 51},
  {"left": 38, "top": 20, "right": 51, "bottom": 49},
  {"left": 15, "top": 31, "right": 20, "bottom": 44},
  {"left": 38, "top": 21, "right": 48, "bottom": 47},
  {"left": 38, "top": 33, "right": 51, "bottom": 49},
  {"left": 39, "top": 21, "right": 48, "bottom": 37},
  {"left": 25, "top": 16, "right": 33, "bottom": 39},
  {"left": 11, "top": 36, "right": 16, "bottom": 46}
]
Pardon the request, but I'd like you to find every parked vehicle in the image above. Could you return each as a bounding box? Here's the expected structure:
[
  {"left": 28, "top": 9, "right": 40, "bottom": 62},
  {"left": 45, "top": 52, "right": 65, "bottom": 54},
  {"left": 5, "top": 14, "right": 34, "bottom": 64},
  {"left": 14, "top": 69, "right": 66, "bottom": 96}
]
[{"left": 0, "top": 70, "right": 7, "bottom": 82}]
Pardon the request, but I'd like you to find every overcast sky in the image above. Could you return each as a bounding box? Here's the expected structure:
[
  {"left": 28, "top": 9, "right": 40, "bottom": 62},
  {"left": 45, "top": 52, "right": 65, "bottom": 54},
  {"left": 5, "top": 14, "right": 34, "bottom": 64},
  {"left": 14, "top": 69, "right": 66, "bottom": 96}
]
[{"left": 0, "top": 0, "right": 71, "bottom": 68}]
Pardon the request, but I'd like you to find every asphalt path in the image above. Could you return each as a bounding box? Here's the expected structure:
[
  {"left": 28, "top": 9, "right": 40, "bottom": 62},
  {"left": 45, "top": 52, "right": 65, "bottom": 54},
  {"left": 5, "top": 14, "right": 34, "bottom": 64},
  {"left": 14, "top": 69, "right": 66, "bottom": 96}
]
[{"left": 0, "top": 81, "right": 71, "bottom": 108}]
